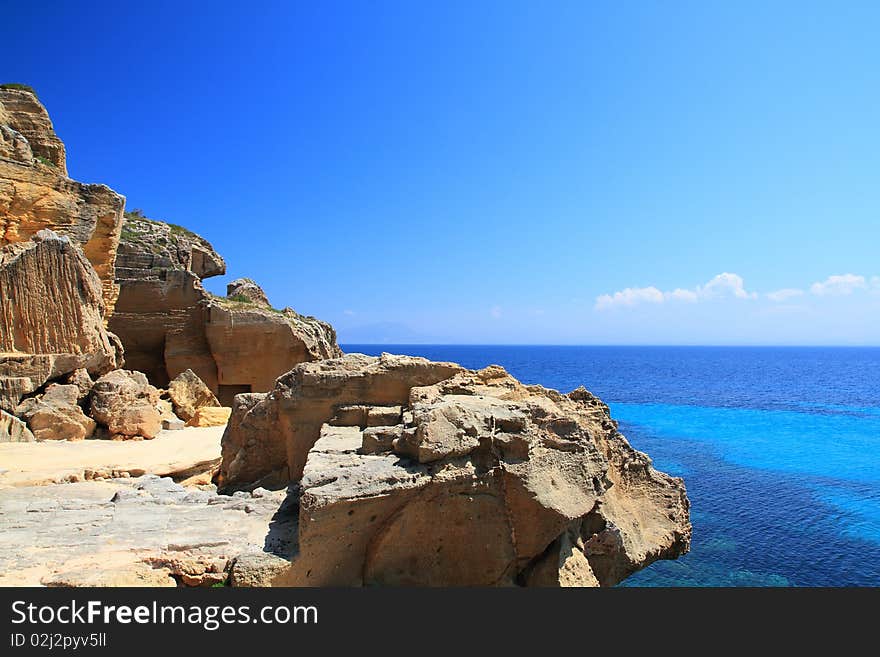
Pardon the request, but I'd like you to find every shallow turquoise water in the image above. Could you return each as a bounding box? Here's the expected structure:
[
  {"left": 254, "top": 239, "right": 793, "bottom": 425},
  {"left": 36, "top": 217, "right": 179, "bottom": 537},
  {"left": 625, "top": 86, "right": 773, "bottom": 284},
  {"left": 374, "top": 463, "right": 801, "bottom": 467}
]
[{"left": 344, "top": 345, "right": 880, "bottom": 586}]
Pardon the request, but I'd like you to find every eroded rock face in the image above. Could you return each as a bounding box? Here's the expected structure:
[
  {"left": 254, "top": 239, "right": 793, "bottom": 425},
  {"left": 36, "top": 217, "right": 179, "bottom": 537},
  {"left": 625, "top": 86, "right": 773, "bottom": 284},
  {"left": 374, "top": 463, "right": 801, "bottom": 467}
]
[
  {"left": 222, "top": 356, "right": 690, "bottom": 587},
  {"left": 0, "top": 88, "right": 66, "bottom": 172},
  {"left": 0, "top": 232, "right": 120, "bottom": 411},
  {"left": 218, "top": 353, "right": 463, "bottom": 490},
  {"left": 0, "top": 88, "right": 125, "bottom": 314},
  {"left": 110, "top": 213, "right": 341, "bottom": 402},
  {"left": 90, "top": 369, "right": 162, "bottom": 440}
]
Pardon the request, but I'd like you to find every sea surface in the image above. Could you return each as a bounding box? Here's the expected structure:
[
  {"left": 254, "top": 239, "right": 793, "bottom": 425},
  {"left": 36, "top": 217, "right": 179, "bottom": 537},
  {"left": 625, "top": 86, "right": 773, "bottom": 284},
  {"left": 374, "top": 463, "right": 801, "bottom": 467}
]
[{"left": 342, "top": 345, "right": 880, "bottom": 586}]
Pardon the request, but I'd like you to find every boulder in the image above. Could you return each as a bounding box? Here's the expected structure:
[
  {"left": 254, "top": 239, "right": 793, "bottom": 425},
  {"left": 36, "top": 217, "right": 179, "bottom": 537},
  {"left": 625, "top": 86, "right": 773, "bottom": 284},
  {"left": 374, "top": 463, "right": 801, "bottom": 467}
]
[
  {"left": 0, "top": 88, "right": 125, "bottom": 314},
  {"left": 167, "top": 368, "right": 220, "bottom": 421},
  {"left": 63, "top": 368, "right": 94, "bottom": 403},
  {"left": 15, "top": 384, "right": 95, "bottom": 441},
  {"left": 0, "top": 409, "right": 34, "bottom": 442},
  {"left": 230, "top": 358, "right": 691, "bottom": 587},
  {"left": 90, "top": 370, "right": 161, "bottom": 439},
  {"left": 109, "top": 212, "right": 341, "bottom": 403},
  {"left": 229, "top": 552, "right": 291, "bottom": 587},
  {"left": 218, "top": 353, "right": 463, "bottom": 490},
  {"left": 186, "top": 406, "right": 231, "bottom": 427}
]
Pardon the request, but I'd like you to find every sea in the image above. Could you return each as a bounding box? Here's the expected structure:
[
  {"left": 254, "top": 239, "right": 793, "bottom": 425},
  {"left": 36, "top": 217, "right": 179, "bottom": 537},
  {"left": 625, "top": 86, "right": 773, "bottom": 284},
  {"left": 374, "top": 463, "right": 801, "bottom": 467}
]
[{"left": 342, "top": 345, "right": 880, "bottom": 587}]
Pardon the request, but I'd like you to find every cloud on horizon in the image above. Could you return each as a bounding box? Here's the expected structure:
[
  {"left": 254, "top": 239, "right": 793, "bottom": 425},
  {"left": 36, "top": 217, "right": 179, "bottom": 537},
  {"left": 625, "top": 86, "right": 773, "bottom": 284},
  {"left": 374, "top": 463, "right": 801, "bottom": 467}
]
[
  {"left": 596, "top": 273, "right": 756, "bottom": 310},
  {"left": 597, "top": 272, "right": 880, "bottom": 311},
  {"left": 810, "top": 274, "right": 867, "bottom": 296}
]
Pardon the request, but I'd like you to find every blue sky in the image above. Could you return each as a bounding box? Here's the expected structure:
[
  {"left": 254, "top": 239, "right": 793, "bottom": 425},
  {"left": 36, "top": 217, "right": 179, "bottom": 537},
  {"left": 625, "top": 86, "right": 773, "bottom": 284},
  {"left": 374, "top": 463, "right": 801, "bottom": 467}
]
[{"left": 5, "top": 1, "right": 880, "bottom": 344}]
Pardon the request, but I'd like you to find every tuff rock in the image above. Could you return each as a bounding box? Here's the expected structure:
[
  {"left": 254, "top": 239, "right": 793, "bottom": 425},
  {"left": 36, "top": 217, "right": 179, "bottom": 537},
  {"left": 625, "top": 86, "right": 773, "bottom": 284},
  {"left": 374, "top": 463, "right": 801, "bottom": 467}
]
[
  {"left": 219, "top": 355, "right": 691, "bottom": 587},
  {"left": 109, "top": 212, "right": 341, "bottom": 403},
  {"left": 0, "top": 88, "right": 125, "bottom": 314},
  {"left": 0, "top": 232, "right": 120, "bottom": 411}
]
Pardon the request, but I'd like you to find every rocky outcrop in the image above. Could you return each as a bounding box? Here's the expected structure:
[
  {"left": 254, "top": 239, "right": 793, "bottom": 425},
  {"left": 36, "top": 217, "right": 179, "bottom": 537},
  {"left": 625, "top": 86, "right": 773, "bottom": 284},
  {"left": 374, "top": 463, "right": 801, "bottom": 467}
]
[
  {"left": 110, "top": 213, "right": 341, "bottom": 403},
  {"left": 226, "top": 278, "right": 270, "bottom": 306},
  {"left": 167, "top": 369, "right": 219, "bottom": 421},
  {"left": 220, "top": 354, "right": 691, "bottom": 587},
  {"left": 90, "top": 369, "right": 162, "bottom": 440},
  {"left": 0, "top": 231, "right": 120, "bottom": 411},
  {"left": 0, "top": 87, "right": 66, "bottom": 173},
  {"left": 218, "top": 353, "right": 463, "bottom": 490},
  {"left": 0, "top": 88, "right": 125, "bottom": 314}
]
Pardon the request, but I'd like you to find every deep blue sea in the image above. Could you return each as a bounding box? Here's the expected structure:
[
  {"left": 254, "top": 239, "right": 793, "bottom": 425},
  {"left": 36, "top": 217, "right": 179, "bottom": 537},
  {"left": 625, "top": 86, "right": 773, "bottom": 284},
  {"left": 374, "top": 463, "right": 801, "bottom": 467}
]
[{"left": 343, "top": 345, "right": 880, "bottom": 586}]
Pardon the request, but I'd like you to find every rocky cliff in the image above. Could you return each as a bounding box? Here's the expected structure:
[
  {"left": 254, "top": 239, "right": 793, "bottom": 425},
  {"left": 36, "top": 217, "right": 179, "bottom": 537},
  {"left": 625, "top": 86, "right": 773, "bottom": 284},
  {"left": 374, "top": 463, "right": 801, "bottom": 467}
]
[
  {"left": 0, "top": 231, "right": 120, "bottom": 411},
  {"left": 110, "top": 212, "right": 341, "bottom": 403},
  {"left": 219, "top": 353, "right": 691, "bottom": 586},
  {"left": 0, "top": 87, "right": 125, "bottom": 315}
]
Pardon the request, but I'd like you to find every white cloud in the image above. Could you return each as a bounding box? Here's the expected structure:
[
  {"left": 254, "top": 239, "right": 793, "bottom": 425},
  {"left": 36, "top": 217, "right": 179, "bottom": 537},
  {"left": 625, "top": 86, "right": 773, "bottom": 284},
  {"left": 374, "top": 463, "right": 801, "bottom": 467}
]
[
  {"left": 490, "top": 305, "right": 503, "bottom": 319},
  {"left": 699, "top": 273, "right": 758, "bottom": 300},
  {"left": 766, "top": 288, "right": 805, "bottom": 302},
  {"left": 810, "top": 274, "right": 866, "bottom": 297},
  {"left": 595, "top": 273, "right": 756, "bottom": 310},
  {"left": 667, "top": 288, "right": 699, "bottom": 302},
  {"left": 595, "top": 286, "right": 664, "bottom": 310},
  {"left": 343, "top": 309, "right": 356, "bottom": 316}
]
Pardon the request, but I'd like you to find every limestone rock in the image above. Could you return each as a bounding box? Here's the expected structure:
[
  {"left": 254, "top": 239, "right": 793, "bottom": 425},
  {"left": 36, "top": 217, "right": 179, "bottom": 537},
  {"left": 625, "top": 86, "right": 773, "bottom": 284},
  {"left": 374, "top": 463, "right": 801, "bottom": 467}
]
[
  {"left": 236, "top": 358, "right": 692, "bottom": 587},
  {"left": 109, "top": 212, "right": 341, "bottom": 404},
  {"left": 90, "top": 369, "right": 161, "bottom": 439},
  {"left": 0, "top": 408, "right": 34, "bottom": 442},
  {"left": 15, "top": 384, "right": 96, "bottom": 441},
  {"left": 0, "top": 89, "right": 125, "bottom": 313},
  {"left": 167, "top": 368, "right": 220, "bottom": 421},
  {"left": 204, "top": 302, "right": 341, "bottom": 403},
  {"left": 186, "top": 406, "right": 231, "bottom": 427},
  {"left": 116, "top": 211, "right": 226, "bottom": 279},
  {"left": 218, "top": 353, "right": 463, "bottom": 490},
  {"left": 0, "top": 232, "right": 119, "bottom": 410},
  {"left": 226, "top": 278, "right": 270, "bottom": 307},
  {"left": 0, "top": 232, "right": 117, "bottom": 357},
  {"left": 229, "top": 552, "right": 291, "bottom": 587},
  {"left": 0, "top": 88, "right": 66, "bottom": 172}
]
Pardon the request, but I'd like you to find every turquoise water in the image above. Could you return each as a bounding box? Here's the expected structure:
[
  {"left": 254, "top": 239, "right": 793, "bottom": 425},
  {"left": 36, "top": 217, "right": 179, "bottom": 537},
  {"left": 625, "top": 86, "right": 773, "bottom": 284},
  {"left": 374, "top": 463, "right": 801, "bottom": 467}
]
[{"left": 344, "top": 345, "right": 880, "bottom": 586}]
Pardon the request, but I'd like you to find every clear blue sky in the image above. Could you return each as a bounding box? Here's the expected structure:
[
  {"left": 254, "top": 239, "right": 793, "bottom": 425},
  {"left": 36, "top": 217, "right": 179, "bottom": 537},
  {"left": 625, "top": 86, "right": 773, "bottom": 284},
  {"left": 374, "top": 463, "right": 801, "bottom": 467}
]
[{"left": 6, "top": 1, "right": 880, "bottom": 344}]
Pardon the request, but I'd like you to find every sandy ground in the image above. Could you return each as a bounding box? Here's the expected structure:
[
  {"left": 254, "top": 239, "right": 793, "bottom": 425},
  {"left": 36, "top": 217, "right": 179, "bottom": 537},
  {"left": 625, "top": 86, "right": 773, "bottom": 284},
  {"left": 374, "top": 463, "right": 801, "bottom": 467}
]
[
  {"left": 0, "top": 424, "right": 297, "bottom": 586},
  {"left": 0, "top": 426, "right": 224, "bottom": 487}
]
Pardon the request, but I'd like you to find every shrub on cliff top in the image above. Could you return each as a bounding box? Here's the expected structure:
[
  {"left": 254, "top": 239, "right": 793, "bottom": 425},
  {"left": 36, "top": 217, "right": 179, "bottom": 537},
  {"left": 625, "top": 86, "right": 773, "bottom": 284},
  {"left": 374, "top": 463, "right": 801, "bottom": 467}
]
[{"left": 0, "top": 83, "right": 38, "bottom": 98}]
